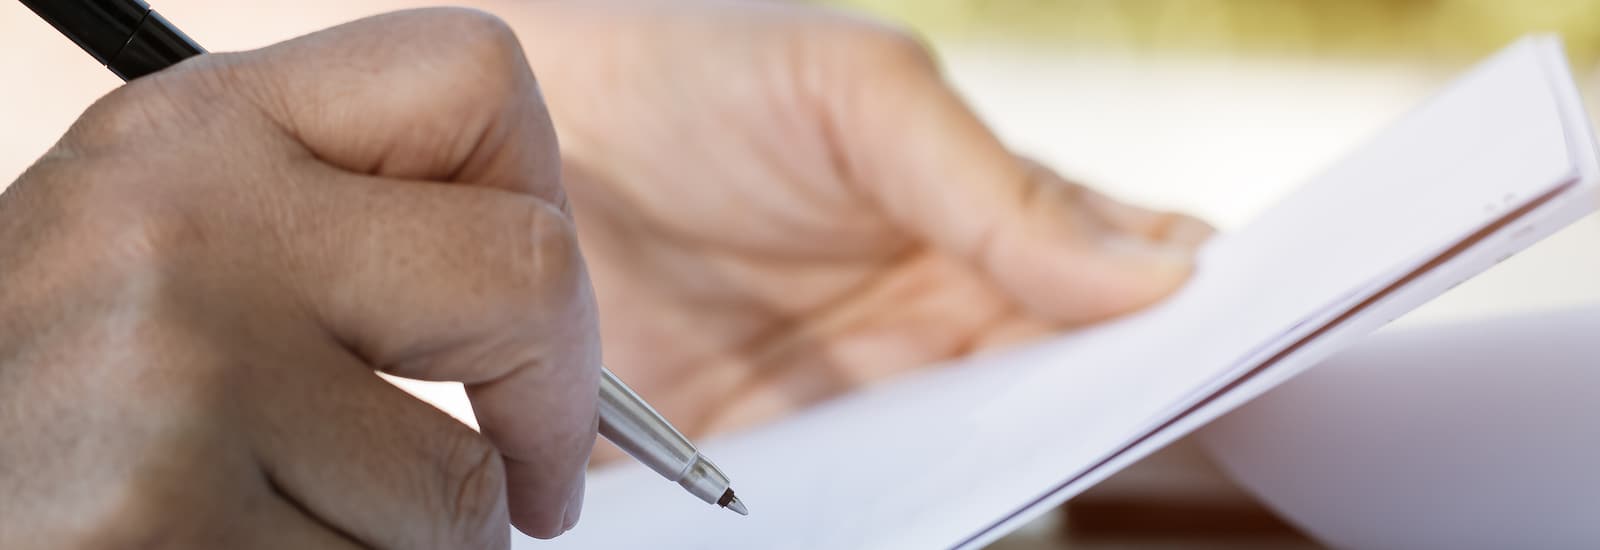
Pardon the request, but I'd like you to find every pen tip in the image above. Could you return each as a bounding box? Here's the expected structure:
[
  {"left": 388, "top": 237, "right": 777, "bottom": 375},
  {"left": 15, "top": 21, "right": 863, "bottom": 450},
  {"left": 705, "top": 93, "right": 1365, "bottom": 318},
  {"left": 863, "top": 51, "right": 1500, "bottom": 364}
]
[{"left": 716, "top": 488, "right": 749, "bottom": 516}]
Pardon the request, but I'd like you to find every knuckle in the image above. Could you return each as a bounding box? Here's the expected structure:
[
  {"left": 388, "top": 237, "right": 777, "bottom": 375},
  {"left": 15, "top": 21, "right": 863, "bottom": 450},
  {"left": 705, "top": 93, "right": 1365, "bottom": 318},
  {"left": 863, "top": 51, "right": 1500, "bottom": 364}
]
[
  {"left": 22, "top": 59, "right": 254, "bottom": 280},
  {"left": 65, "top": 81, "right": 178, "bottom": 152},
  {"left": 495, "top": 198, "right": 586, "bottom": 312},
  {"left": 89, "top": 196, "right": 189, "bottom": 273},
  {"left": 420, "top": 7, "right": 532, "bottom": 96},
  {"left": 13, "top": 161, "right": 196, "bottom": 275},
  {"left": 63, "top": 57, "right": 241, "bottom": 154},
  {"left": 838, "top": 20, "right": 938, "bottom": 75},
  {"left": 436, "top": 427, "right": 509, "bottom": 546}
]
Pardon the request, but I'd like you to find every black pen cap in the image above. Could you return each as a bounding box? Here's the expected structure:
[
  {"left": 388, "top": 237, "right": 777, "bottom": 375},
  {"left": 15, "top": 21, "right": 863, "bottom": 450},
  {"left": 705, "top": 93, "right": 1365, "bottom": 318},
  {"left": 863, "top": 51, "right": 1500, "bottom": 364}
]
[
  {"left": 111, "top": 9, "right": 204, "bottom": 80},
  {"left": 19, "top": 0, "right": 154, "bottom": 66}
]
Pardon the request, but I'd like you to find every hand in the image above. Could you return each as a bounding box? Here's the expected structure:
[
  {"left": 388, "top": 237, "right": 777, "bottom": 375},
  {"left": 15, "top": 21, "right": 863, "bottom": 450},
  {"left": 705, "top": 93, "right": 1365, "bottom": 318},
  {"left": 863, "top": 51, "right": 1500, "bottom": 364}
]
[
  {"left": 0, "top": 9, "right": 596, "bottom": 546},
  {"left": 493, "top": 0, "right": 1213, "bottom": 438}
]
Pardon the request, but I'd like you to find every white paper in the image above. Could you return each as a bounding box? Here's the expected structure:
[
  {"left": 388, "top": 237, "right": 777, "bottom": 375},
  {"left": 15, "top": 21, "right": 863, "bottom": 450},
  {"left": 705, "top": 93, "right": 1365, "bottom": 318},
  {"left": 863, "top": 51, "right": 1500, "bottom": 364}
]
[
  {"left": 529, "top": 36, "right": 1599, "bottom": 550},
  {"left": 1199, "top": 308, "right": 1600, "bottom": 549}
]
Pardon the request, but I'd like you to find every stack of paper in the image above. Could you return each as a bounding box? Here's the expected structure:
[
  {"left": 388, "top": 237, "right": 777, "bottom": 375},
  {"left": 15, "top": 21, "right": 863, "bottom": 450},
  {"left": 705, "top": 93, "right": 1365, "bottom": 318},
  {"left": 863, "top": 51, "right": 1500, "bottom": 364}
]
[
  {"left": 531, "top": 36, "right": 1600, "bottom": 549},
  {"left": 1202, "top": 307, "right": 1600, "bottom": 548}
]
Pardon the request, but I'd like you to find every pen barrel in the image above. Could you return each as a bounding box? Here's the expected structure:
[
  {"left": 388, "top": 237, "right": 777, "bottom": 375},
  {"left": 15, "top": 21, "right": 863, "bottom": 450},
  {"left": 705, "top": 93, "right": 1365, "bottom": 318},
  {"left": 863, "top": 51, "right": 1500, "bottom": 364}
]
[
  {"left": 17, "top": 0, "right": 203, "bottom": 81},
  {"left": 18, "top": 0, "right": 150, "bottom": 65},
  {"left": 110, "top": 9, "right": 203, "bottom": 80},
  {"left": 597, "top": 368, "right": 731, "bottom": 505}
]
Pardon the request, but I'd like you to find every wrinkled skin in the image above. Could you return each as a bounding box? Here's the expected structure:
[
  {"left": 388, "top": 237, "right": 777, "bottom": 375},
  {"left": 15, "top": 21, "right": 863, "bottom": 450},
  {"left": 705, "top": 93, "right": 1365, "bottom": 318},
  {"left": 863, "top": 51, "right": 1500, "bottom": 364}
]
[{"left": 0, "top": 9, "right": 598, "bottom": 546}]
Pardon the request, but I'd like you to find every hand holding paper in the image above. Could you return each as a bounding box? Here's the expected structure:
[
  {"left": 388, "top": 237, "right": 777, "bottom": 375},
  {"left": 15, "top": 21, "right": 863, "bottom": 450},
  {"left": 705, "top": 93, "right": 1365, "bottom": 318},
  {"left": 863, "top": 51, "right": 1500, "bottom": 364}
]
[
  {"left": 497, "top": 0, "right": 1210, "bottom": 439},
  {"left": 536, "top": 36, "right": 1600, "bottom": 549}
]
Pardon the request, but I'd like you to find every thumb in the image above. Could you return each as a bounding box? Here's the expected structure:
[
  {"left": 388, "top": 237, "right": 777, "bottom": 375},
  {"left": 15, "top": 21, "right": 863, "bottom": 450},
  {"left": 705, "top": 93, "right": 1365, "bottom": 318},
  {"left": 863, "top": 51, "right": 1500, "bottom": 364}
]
[{"left": 826, "top": 36, "right": 1211, "bottom": 323}]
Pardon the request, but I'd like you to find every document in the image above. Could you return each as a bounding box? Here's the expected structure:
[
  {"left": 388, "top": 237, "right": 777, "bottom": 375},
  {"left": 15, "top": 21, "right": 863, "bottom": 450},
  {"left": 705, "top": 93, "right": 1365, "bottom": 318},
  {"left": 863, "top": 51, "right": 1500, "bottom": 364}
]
[
  {"left": 1200, "top": 307, "right": 1600, "bottom": 549},
  {"left": 530, "top": 36, "right": 1600, "bottom": 549}
]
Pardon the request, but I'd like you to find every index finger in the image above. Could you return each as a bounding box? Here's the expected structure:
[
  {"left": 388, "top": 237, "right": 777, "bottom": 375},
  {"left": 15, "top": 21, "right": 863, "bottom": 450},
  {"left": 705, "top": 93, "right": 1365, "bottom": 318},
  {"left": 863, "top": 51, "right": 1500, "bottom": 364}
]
[
  {"left": 234, "top": 7, "right": 566, "bottom": 207},
  {"left": 193, "top": 8, "right": 599, "bottom": 537}
]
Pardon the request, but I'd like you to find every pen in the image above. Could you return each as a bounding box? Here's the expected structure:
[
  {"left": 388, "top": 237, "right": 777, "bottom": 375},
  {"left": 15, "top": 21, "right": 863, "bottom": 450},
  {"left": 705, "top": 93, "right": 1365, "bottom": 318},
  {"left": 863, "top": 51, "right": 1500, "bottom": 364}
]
[{"left": 18, "top": 0, "right": 747, "bottom": 516}]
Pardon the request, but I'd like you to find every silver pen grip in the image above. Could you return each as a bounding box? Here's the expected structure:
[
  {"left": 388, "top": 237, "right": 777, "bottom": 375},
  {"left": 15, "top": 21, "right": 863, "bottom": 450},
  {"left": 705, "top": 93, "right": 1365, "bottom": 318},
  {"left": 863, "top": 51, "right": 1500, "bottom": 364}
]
[{"left": 597, "top": 367, "right": 734, "bottom": 507}]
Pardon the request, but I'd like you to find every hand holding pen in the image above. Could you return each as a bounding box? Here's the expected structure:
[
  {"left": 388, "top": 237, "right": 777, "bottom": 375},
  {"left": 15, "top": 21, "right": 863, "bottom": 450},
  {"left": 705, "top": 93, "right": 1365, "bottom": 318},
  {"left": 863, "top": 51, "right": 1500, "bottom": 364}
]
[{"left": 4, "top": 4, "right": 737, "bottom": 546}]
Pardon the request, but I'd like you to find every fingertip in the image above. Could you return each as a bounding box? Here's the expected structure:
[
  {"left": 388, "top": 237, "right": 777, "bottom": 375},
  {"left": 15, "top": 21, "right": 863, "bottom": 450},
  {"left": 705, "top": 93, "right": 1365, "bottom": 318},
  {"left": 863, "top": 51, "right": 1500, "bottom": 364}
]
[
  {"left": 996, "top": 231, "right": 1199, "bottom": 325},
  {"left": 510, "top": 506, "right": 565, "bottom": 540},
  {"left": 1081, "top": 206, "right": 1213, "bottom": 316},
  {"left": 1164, "top": 213, "right": 1218, "bottom": 248},
  {"left": 504, "top": 458, "right": 586, "bottom": 540},
  {"left": 1088, "top": 236, "right": 1196, "bottom": 314},
  {"left": 465, "top": 347, "right": 599, "bottom": 539},
  {"left": 1098, "top": 234, "right": 1201, "bottom": 275},
  {"left": 562, "top": 474, "right": 586, "bottom": 533}
]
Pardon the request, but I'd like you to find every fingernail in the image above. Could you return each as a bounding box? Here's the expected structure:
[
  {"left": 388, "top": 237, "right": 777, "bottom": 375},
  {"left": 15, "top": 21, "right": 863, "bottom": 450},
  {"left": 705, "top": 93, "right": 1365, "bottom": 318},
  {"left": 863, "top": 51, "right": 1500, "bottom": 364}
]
[
  {"left": 1165, "top": 215, "right": 1219, "bottom": 248},
  {"left": 1098, "top": 234, "right": 1199, "bottom": 272}
]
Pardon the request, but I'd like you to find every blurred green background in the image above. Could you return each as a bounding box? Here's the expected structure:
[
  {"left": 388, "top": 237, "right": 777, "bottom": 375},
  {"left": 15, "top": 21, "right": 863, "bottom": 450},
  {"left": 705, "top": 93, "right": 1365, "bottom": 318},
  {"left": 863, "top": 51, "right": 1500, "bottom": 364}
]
[{"left": 825, "top": 0, "right": 1600, "bottom": 64}]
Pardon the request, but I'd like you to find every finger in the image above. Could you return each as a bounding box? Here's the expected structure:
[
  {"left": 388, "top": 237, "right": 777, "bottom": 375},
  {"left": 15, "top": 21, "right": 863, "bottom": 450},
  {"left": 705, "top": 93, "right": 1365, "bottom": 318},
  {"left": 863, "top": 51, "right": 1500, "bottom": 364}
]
[
  {"left": 196, "top": 9, "right": 598, "bottom": 537},
  {"left": 825, "top": 37, "right": 1208, "bottom": 322},
  {"left": 217, "top": 7, "right": 564, "bottom": 205},
  {"left": 1016, "top": 157, "right": 1217, "bottom": 248},
  {"left": 971, "top": 316, "right": 1061, "bottom": 352},
  {"left": 272, "top": 173, "right": 599, "bottom": 539},
  {"left": 247, "top": 342, "right": 511, "bottom": 549}
]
